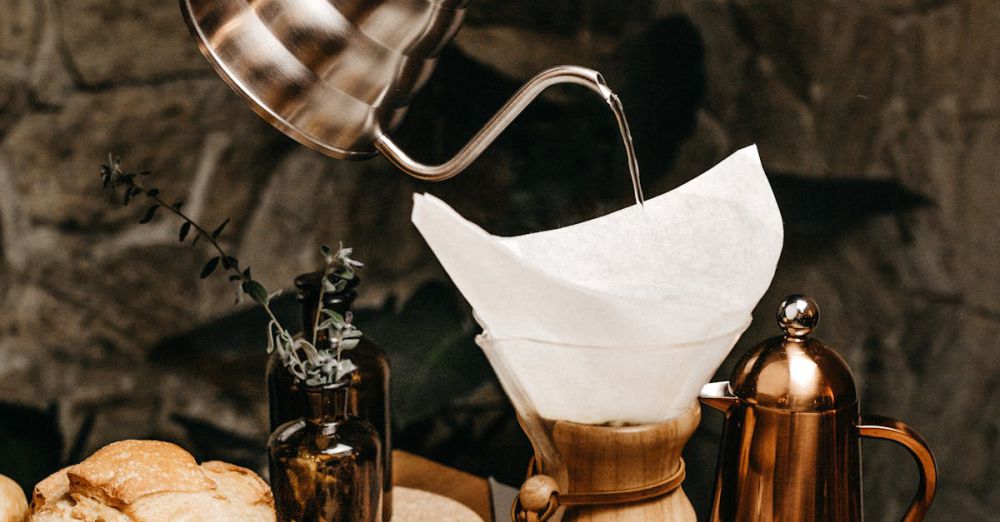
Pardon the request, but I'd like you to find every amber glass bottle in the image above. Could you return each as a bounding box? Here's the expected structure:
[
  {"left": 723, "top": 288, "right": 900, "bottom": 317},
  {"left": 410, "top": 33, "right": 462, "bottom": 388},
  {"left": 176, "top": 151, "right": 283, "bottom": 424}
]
[
  {"left": 269, "top": 380, "right": 382, "bottom": 522},
  {"left": 266, "top": 272, "right": 392, "bottom": 520}
]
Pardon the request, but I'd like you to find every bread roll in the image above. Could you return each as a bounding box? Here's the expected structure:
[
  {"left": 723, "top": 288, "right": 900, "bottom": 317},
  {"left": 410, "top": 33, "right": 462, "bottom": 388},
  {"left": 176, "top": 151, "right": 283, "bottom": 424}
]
[
  {"left": 0, "top": 473, "right": 28, "bottom": 522},
  {"left": 31, "top": 440, "right": 274, "bottom": 521}
]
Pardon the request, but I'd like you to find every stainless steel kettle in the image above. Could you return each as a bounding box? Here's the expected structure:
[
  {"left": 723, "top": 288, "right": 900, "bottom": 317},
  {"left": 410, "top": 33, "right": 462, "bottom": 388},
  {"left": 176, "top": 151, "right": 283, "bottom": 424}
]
[
  {"left": 699, "top": 295, "right": 937, "bottom": 521},
  {"left": 180, "top": 0, "right": 615, "bottom": 181}
]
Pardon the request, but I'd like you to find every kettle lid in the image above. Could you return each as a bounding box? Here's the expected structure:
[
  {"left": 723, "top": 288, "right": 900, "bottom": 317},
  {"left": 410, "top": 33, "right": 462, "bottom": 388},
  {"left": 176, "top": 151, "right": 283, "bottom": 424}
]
[{"left": 729, "top": 295, "right": 857, "bottom": 412}]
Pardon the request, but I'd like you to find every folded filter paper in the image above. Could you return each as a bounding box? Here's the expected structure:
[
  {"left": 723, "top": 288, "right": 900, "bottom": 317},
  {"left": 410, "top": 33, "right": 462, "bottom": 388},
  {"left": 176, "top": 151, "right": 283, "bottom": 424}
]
[{"left": 411, "top": 145, "right": 783, "bottom": 425}]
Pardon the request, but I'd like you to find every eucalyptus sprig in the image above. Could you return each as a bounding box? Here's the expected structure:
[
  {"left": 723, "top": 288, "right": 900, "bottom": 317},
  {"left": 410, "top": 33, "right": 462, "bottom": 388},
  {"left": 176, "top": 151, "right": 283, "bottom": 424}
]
[
  {"left": 100, "top": 154, "right": 254, "bottom": 302},
  {"left": 274, "top": 244, "right": 364, "bottom": 386},
  {"left": 100, "top": 154, "right": 362, "bottom": 386}
]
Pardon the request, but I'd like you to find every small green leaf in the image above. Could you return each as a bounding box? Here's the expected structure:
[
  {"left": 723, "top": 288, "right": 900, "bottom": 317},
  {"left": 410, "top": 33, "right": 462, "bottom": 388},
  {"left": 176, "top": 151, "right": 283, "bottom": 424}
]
[
  {"left": 200, "top": 256, "right": 220, "bottom": 278},
  {"left": 146, "top": 188, "right": 160, "bottom": 197},
  {"left": 335, "top": 359, "right": 357, "bottom": 381},
  {"left": 242, "top": 280, "right": 268, "bottom": 305},
  {"left": 228, "top": 274, "right": 241, "bottom": 281},
  {"left": 323, "top": 310, "right": 346, "bottom": 325},
  {"left": 211, "top": 218, "right": 230, "bottom": 239},
  {"left": 138, "top": 204, "right": 159, "bottom": 224},
  {"left": 171, "top": 201, "right": 184, "bottom": 211},
  {"left": 178, "top": 221, "right": 192, "bottom": 241}
]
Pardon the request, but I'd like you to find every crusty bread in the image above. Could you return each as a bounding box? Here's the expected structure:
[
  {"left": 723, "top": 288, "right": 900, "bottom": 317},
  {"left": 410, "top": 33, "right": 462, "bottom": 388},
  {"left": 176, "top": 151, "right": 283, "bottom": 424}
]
[
  {"left": 30, "top": 440, "right": 274, "bottom": 522},
  {"left": 0, "top": 473, "right": 28, "bottom": 522}
]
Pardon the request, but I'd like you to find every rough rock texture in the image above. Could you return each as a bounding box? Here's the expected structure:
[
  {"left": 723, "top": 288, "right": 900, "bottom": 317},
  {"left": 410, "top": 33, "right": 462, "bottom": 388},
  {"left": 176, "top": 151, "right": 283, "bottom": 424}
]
[{"left": 0, "top": 0, "right": 996, "bottom": 520}]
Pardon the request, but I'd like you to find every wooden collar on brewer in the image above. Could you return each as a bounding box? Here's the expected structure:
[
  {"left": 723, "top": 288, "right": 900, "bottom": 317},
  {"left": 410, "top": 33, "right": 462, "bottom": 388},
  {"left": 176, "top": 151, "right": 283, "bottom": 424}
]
[{"left": 512, "top": 457, "right": 688, "bottom": 522}]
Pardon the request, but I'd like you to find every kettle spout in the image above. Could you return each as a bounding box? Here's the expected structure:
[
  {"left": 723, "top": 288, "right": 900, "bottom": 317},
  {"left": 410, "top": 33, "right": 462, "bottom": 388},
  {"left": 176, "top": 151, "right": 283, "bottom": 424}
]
[{"left": 699, "top": 381, "right": 739, "bottom": 413}]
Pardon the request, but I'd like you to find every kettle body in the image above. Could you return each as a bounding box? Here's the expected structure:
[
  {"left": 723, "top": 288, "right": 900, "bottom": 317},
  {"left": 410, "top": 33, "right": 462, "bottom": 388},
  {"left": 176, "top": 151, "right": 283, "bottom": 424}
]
[
  {"left": 700, "top": 296, "right": 937, "bottom": 522},
  {"left": 180, "top": 0, "right": 469, "bottom": 160},
  {"left": 702, "top": 382, "right": 864, "bottom": 520}
]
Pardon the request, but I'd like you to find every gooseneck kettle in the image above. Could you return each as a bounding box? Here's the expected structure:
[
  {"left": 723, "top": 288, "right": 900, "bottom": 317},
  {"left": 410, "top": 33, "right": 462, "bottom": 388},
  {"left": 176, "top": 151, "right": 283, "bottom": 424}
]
[
  {"left": 699, "top": 295, "right": 937, "bottom": 521},
  {"left": 180, "top": 0, "right": 614, "bottom": 181}
]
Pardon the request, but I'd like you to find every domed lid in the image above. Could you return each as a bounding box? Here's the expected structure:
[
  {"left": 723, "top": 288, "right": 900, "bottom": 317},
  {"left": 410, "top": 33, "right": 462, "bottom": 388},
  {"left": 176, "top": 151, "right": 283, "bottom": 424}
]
[{"left": 729, "top": 295, "right": 857, "bottom": 412}]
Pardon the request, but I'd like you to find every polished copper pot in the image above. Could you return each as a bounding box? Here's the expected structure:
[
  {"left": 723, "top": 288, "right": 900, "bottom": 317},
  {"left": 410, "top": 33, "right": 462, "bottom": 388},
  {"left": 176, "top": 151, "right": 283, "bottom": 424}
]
[{"left": 699, "top": 295, "right": 937, "bottom": 521}]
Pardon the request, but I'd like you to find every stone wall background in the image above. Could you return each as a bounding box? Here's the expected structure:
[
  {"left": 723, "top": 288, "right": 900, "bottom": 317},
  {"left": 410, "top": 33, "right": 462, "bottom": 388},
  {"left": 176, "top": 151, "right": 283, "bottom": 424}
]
[{"left": 1, "top": 1, "right": 998, "bottom": 520}]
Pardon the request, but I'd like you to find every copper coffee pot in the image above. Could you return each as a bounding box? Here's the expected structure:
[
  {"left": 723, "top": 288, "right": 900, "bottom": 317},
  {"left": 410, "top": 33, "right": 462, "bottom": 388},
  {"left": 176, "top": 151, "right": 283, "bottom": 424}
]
[
  {"left": 179, "top": 0, "right": 617, "bottom": 181},
  {"left": 699, "top": 295, "right": 937, "bottom": 521}
]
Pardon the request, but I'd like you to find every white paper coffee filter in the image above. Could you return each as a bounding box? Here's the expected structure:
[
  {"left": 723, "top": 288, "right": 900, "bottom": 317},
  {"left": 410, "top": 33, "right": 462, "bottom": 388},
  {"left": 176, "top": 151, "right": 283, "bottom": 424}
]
[{"left": 411, "top": 145, "right": 783, "bottom": 424}]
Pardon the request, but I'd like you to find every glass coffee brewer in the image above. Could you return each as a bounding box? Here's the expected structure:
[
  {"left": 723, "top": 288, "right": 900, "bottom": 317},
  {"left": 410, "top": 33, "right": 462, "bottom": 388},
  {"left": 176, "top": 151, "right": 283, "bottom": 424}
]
[
  {"left": 267, "top": 273, "right": 392, "bottom": 521},
  {"left": 477, "top": 318, "right": 751, "bottom": 521}
]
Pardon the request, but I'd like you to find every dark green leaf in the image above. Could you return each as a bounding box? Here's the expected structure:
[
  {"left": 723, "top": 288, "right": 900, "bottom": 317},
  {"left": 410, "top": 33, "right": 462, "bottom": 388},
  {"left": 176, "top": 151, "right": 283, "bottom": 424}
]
[
  {"left": 242, "top": 267, "right": 252, "bottom": 280},
  {"left": 178, "top": 221, "right": 192, "bottom": 241},
  {"left": 138, "top": 204, "right": 159, "bottom": 224},
  {"left": 211, "top": 218, "right": 230, "bottom": 239},
  {"left": 146, "top": 188, "right": 159, "bottom": 197},
  {"left": 200, "top": 256, "right": 220, "bottom": 278},
  {"left": 228, "top": 274, "right": 242, "bottom": 281},
  {"left": 171, "top": 201, "right": 184, "bottom": 211},
  {"left": 123, "top": 188, "right": 133, "bottom": 206},
  {"left": 224, "top": 256, "right": 239, "bottom": 270},
  {"left": 242, "top": 280, "right": 269, "bottom": 305}
]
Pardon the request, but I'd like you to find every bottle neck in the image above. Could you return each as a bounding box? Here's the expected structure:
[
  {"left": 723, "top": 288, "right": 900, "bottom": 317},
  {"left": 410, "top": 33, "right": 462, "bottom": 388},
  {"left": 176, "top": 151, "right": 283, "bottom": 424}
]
[
  {"left": 299, "top": 294, "right": 354, "bottom": 336},
  {"left": 302, "top": 384, "right": 351, "bottom": 424}
]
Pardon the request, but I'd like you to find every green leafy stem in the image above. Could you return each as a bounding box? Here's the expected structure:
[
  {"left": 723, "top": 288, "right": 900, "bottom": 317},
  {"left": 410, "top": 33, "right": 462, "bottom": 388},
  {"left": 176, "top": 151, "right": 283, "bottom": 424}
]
[{"left": 100, "top": 155, "right": 361, "bottom": 386}]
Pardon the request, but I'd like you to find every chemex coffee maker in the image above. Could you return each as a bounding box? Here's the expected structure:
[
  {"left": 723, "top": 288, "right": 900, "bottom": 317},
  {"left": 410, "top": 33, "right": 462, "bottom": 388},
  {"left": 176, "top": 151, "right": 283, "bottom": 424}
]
[{"left": 699, "top": 295, "right": 937, "bottom": 521}]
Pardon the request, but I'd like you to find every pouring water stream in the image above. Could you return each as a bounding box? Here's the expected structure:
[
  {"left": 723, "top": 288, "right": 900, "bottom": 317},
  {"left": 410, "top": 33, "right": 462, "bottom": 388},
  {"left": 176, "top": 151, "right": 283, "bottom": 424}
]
[{"left": 607, "top": 93, "right": 645, "bottom": 208}]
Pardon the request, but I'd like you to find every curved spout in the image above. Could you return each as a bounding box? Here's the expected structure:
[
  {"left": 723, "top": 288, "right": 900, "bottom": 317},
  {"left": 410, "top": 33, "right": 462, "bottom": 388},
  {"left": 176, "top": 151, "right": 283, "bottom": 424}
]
[
  {"left": 699, "top": 381, "right": 739, "bottom": 414},
  {"left": 374, "top": 65, "right": 614, "bottom": 182}
]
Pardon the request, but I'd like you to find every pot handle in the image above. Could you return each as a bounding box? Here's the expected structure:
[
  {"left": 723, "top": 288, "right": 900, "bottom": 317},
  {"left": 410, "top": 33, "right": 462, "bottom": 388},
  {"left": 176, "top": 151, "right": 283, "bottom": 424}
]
[{"left": 857, "top": 416, "right": 937, "bottom": 522}]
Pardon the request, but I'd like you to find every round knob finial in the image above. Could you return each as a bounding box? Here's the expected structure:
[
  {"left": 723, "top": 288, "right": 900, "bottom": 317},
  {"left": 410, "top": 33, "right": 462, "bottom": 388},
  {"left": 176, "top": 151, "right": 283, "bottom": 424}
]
[
  {"left": 519, "top": 474, "right": 560, "bottom": 513},
  {"left": 777, "top": 295, "right": 819, "bottom": 338}
]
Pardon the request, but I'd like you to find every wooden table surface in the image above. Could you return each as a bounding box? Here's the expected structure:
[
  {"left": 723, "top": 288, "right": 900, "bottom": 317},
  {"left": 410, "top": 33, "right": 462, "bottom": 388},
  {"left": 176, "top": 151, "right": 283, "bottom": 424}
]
[{"left": 393, "top": 450, "right": 493, "bottom": 521}]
